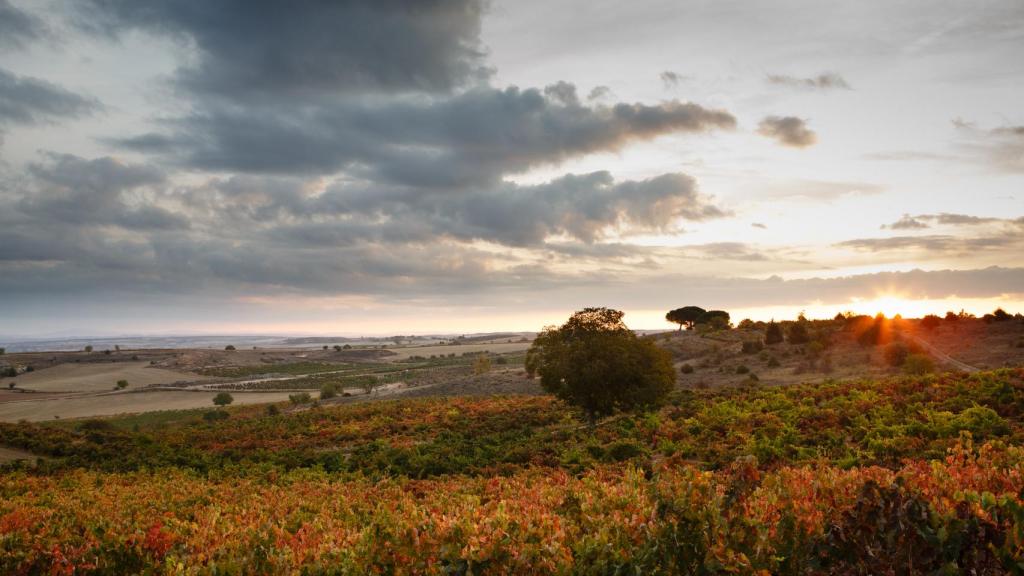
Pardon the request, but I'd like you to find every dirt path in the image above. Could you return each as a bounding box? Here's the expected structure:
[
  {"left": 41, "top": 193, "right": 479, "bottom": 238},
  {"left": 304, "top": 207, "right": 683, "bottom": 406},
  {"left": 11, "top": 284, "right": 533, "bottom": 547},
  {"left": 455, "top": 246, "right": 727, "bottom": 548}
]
[{"left": 905, "top": 334, "right": 979, "bottom": 373}]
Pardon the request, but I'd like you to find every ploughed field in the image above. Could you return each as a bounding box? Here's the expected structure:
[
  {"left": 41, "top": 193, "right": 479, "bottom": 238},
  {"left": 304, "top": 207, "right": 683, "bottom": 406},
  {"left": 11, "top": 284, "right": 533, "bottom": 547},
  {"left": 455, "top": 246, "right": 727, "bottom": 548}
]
[{"left": 2, "top": 368, "right": 1024, "bottom": 573}]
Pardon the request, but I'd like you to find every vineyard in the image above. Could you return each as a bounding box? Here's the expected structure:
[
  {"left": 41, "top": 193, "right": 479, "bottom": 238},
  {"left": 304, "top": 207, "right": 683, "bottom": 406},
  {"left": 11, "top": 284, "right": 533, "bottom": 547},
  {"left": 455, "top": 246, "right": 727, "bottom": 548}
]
[{"left": 2, "top": 368, "right": 1024, "bottom": 573}]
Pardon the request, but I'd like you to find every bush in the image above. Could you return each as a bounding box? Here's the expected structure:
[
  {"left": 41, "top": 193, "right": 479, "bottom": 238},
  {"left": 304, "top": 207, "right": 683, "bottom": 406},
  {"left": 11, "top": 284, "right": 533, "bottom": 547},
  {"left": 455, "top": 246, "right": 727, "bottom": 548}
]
[
  {"left": 84, "top": 345, "right": 93, "bottom": 353},
  {"left": 741, "top": 340, "right": 764, "bottom": 354},
  {"left": 902, "top": 354, "right": 934, "bottom": 375},
  {"left": 680, "top": 363, "right": 694, "bottom": 374},
  {"left": 289, "top": 392, "right": 312, "bottom": 405},
  {"left": 604, "top": 441, "right": 645, "bottom": 462},
  {"left": 213, "top": 392, "right": 234, "bottom": 406},
  {"left": 473, "top": 355, "right": 492, "bottom": 375},
  {"left": 786, "top": 322, "right": 810, "bottom": 344},
  {"left": 883, "top": 342, "right": 910, "bottom": 367},
  {"left": 736, "top": 365, "right": 750, "bottom": 374},
  {"left": 764, "top": 321, "right": 783, "bottom": 345},
  {"left": 0, "top": 347, "right": 4, "bottom": 355},
  {"left": 203, "top": 410, "right": 229, "bottom": 422},
  {"left": 495, "top": 356, "right": 509, "bottom": 365},
  {"left": 224, "top": 345, "right": 236, "bottom": 351},
  {"left": 527, "top": 308, "right": 675, "bottom": 419},
  {"left": 265, "top": 404, "right": 281, "bottom": 416},
  {"left": 115, "top": 380, "right": 128, "bottom": 390},
  {"left": 320, "top": 383, "right": 339, "bottom": 400},
  {"left": 919, "top": 314, "right": 941, "bottom": 331},
  {"left": 767, "top": 356, "right": 780, "bottom": 368}
]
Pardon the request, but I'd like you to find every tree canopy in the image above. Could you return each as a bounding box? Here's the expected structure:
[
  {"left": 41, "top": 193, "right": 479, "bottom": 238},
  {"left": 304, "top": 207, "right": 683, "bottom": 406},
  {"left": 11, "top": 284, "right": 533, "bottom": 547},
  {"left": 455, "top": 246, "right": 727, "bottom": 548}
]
[
  {"left": 665, "top": 306, "right": 706, "bottom": 330},
  {"left": 527, "top": 307, "right": 675, "bottom": 419}
]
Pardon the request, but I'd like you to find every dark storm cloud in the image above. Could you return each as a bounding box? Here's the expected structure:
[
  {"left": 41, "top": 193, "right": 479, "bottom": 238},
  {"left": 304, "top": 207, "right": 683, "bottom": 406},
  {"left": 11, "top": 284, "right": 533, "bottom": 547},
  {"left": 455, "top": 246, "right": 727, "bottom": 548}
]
[
  {"left": 111, "top": 87, "right": 737, "bottom": 182},
  {"left": 0, "top": 0, "right": 45, "bottom": 49},
  {"left": 766, "top": 73, "right": 851, "bottom": 90},
  {"left": 74, "top": 0, "right": 490, "bottom": 97},
  {"left": 202, "top": 170, "right": 727, "bottom": 247},
  {"left": 0, "top": 67, "right": 100, "bottom": 126},
  {"left": 4, "top": 153, "right": 186, "bottom": 234},
  {"left": 757, "top": 116, "right": 817, "bottom": 148},
  {"left": 0, "top": 152, "right": 728, "bottom": 297}
]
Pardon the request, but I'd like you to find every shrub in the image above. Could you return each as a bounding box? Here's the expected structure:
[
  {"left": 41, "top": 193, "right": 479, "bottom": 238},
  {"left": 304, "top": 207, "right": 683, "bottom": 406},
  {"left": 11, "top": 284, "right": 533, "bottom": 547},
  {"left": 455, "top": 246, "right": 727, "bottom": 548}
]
[
  {"left": 0, "top": 347, "right": 4, "bottom": 355},
  {"left": 473, "top": 355, "right": 492, "bottom": 374},
  {"left": 764, "top": 321, "right": 783, "bottom": 345},
  {"left": 320, "top": 383, "right": 339, "bottom": 400},
  {"left": 224, "top": 345, "right": 236, "bottom": 351},
  {"left": 747, "top": 372, "right": 759, "bottom": 382},
  {"left": 203, "top": 410, "right": 229, "bottom": 422},
  {"left": 680, "top": 363, "right": 694, "bottom": 374},
  {"left": 883, "top": 342, "right": 910, "bottom": 367},
  {"left": 786, "top": 321, "right": 810, "bottom": 344},
  {"left": 902, "top": 354, "right": 934, "bottom": 375},
  {"left": 741, "top": 339, "right": 764, "bottom": 354},
  {"left": 919, "top": 314, "right": 941, "bottom": 331},
  {"left": 265, "top": 404, "right": 281, "bottom": 416},
  {"left": 334, "top": 345, "right": 342, "bottom": 351},
  {"left": 527, "top": 307, "right": 675, "bottom": 419},
  {"left": 343, "top": 344, "right": 352, "bottom": 350},
  {"left": 289, "top": 392, "right": 312, "bottom": 405},
  {"left": 115, "top": 380, "right": 128, "bottom": 389},
  {"left": 495, "top": 356, "right": 509, "bottom": 365},
  {"left": 212, "top": 392, "right": 234, "bottom": 406},
  {"left": 604, "top": 441, "right": 644, "bottom": 461},
  {"left": 767, "top": 356, "right": 780, "bottom": 368},
  {"left": 84, "top": 345, "right": 93, "bottom": 353},
  {"left": 736, "top": 365, "right": 750, "bottom": 374}
]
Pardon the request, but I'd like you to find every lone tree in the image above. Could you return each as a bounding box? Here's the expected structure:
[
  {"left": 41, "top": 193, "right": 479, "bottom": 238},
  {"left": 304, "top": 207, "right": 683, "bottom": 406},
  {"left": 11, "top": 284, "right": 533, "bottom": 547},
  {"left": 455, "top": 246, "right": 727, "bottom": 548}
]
[
  {"left": 526, "top": 307, "right": 675, "bottom": 419},
  {"left": 665, "top": 306, "right": 706, "bottom": 330},
  {"left": 764, "top": 321, "right": 784, "bottom": 345},
  {"left": 212, "top": 392, "right": 234, "bottom": 407}
]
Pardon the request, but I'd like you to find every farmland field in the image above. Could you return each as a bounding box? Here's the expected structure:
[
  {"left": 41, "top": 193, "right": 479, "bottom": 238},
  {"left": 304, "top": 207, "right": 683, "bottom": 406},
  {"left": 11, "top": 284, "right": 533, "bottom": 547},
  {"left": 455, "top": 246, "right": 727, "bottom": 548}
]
[
  {"left": 385, "top": 341, "right": 530, "bottom": 360},
  {"left": 8, "top": 361, "right": 208, "bottom": 393},
  {"left": 0, "top": 390, "right": 295, "bottom": 422}
]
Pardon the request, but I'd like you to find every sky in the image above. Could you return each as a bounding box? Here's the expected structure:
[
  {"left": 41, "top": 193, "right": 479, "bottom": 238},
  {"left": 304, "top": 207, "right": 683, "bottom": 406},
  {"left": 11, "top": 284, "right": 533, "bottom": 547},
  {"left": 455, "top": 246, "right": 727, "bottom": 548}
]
[{"left": 0, "top": 0, "right": 1022, "bottom": 338}]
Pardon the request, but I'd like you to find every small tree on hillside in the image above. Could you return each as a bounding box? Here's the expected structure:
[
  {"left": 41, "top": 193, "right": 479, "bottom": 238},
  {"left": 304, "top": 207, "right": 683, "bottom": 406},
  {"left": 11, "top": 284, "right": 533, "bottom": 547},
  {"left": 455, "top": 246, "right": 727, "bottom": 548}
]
[
  {"left": 527, "top": 307, "right": 675, "bottom": 420},
  {"left": 764, "top": 321, "right": 784, "bottom": 345},
  {"left": 213, "top": 392, "right": 234, "bottom": 407},
  {"left": 665, "top": 306, "right": 706, "bottom": 330}
]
